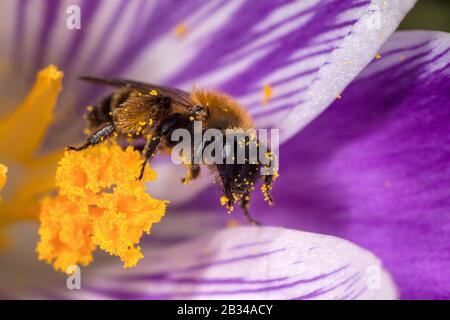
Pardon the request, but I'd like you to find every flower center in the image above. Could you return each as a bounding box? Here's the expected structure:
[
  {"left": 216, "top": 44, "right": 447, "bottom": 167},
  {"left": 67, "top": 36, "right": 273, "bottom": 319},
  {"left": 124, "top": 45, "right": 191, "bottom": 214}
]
[
  {"left": 0, "top": 65, "right": 168, "bottom": 271},
  {"left": 37, "top": 141, "right": 167, "bottom": 273}
]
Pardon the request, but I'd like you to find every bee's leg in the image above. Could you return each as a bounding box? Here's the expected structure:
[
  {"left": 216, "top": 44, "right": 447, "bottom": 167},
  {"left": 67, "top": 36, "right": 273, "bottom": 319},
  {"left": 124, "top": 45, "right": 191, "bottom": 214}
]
[
  {"left": 181, "top": 136, "right": 204, "bottom": 183},
  {"left": 138, "top": 113, "right": 183, "bottom": 180},
  {"left": 240, "top": 193, "right": 261, "bottom": 226},
  {"left": 261, "top": 174, "right": 275, "bottom": 206},
  {"left": 138, "top": 134, "right": 162, "bottom": 180},
  {"left": 181, "top": 164, "right": 201, "bottom": 184},
  {"left": 260, "top": 148, "right": 277, "bottom": 206},
  {"left": 67, "top": 123, "right": 115, "bottom": 151}
]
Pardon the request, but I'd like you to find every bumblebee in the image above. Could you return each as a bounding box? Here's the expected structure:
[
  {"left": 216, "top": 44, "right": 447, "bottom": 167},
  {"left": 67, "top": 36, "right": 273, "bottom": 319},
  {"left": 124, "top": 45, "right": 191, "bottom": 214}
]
[{"left": 68, "top": 77, "right": 278, "bottom": 224}]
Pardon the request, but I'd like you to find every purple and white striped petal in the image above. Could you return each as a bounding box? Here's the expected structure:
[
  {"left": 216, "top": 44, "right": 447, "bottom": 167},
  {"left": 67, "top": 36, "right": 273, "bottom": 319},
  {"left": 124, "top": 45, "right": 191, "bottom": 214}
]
[
  {"left": 182, "top": 30, "right": 449, "bottom": 299},
  {"left": 0, "top": 0, "right": 416, "bottom": 204},
  {"left": 0, "top": 0, "right": 415, "bottom": 144},
  {"left": 2, "top": 225, "right": 397, "bottom": 299}
]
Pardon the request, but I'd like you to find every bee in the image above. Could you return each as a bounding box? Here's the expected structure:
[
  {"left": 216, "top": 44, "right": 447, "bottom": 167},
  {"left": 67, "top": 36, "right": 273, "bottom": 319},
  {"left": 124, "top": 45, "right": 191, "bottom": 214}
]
[{"left": 68, "top": 77, "right": 278, "bottom": 225}]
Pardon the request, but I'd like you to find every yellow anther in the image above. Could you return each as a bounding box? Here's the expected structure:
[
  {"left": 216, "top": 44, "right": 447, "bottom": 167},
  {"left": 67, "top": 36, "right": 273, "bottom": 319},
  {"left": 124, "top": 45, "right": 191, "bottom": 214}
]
[{"left": 36, "top": 141, "right": 167, "bottom": 272}]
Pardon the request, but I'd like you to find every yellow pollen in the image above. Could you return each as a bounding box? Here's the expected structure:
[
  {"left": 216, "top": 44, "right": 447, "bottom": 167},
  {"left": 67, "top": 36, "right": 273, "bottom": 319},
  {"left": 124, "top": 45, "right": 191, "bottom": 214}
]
[
  {"left": 0, "top": 164, "right": 7, "bottom": 200},
  {"left": 36, "top": 141, "right": 167, "bottom": 273},
  {"left": 220, "top": 196, "right": 229, "bottom": 206},
  {"left": 375, "top": 53, "right": 382, "bottom": 59},
  {"left": 189, "top": 116, "right": 195, "bottom": 121},
  {"left": 149, "top": 89, "right": 158, "bottom": 96},
  {"left": 173, "top": 23, "right": 187, "bottom": 37},
  {"left": 262, "top": 84, "right": 273, "bottom": 104},
  {"left": 226, "top": 219, "right": 240, "bottom": 228}
]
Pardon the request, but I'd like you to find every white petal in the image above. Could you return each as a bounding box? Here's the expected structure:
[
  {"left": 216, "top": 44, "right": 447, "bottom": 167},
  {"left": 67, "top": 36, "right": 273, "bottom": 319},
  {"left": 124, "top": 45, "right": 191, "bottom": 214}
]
[{"left": 1, "top": 224, "right": 397, "bottom": 300}]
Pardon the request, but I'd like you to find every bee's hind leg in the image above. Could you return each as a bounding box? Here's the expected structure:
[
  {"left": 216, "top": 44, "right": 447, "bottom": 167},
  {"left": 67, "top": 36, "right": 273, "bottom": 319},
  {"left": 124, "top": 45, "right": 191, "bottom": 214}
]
[
  {"left": 67, "top": 123, "right": 115, "bottom": 151},
  {"left": 241, "top": 194, "right": 261, "bottom": 226},
  {"left": 138, "top": 133, "right": 162, "bottom": 181},
  {"left": 181, "top": 163, "right": 201, "bottom": 184}
]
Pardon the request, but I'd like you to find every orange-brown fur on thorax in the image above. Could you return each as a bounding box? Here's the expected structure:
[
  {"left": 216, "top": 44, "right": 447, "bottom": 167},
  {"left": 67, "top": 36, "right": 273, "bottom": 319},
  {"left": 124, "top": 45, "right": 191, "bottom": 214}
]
[{"left": 190, "top": 89, "right": 254, "bottom": 131}]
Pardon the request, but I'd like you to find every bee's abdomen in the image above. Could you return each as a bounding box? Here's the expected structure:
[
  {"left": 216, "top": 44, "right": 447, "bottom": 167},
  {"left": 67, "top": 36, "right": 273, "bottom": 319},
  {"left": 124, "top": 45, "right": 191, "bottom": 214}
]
[
  {"left": 86, "top": 88, "right": 138, "bottom": 129},
  {"left": 86, "top": 94, "right": 113, "bottom": 128}
]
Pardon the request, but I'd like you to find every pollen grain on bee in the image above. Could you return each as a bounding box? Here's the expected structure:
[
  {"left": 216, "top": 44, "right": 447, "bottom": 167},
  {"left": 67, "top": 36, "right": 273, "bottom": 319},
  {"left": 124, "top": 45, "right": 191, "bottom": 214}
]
[{"left": 170, "top": 121, "right": 279, "bottom": 175}]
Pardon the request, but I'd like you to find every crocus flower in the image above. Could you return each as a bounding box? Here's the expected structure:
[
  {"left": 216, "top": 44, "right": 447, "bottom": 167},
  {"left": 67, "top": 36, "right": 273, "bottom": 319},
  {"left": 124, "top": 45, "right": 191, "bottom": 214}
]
[{"left": 0, "top": 0, "right": 448, "bottom": 299}]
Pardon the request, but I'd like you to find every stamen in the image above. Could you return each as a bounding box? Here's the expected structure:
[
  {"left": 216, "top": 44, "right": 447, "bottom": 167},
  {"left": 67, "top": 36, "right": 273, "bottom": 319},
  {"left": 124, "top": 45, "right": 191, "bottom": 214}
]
[
  {"left": 0, "top": 65, "right": 62, "bottom": 160},
  {"left": 36, "top": 141, "right": 167, "bottom": 272},
  {"left": 0, "top": 66, "right": 63, "bottom": 236}
]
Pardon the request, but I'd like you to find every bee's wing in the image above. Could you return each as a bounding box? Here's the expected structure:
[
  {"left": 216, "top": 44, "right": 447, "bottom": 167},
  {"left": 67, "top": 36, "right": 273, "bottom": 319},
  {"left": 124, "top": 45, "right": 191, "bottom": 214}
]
[{"left": 79, "top": 76, "right": 195, "bottom": 108}]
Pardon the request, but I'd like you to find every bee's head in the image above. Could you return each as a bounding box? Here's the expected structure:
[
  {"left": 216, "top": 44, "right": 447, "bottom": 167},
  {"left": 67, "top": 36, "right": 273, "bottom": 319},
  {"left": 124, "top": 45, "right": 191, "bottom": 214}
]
[{"left": 214, "top": 134, "right": 261, "bottom": 208}]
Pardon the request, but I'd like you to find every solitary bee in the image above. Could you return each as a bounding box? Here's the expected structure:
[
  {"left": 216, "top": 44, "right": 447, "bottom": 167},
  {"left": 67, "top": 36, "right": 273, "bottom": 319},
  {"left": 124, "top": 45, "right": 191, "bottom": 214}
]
[{"left": 68, "top": 77, "right": 278, "bottom": 224}]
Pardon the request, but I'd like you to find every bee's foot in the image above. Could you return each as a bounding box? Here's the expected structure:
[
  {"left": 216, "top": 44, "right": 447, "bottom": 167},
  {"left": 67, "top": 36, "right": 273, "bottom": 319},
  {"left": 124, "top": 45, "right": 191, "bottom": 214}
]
[
  {"left": 181, "top": 177, "right": 192, "bottom": 184},
  {"left": 250, "top": 218, "right": 262, "bottom": 226},
  {"left": 136, "top": 172, "right": 144, "bottom": 181},
  {"left": 136, "top": 162, "right": 147, "bottom": 181}
]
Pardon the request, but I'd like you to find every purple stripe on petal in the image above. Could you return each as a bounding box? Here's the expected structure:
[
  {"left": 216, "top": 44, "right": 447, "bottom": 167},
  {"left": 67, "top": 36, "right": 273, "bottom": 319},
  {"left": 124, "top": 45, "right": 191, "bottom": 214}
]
[
  {"left": 230, "top": 240, "right": 272, "bottom": 250},
  {"left": 294, "top": 272, "right": 361, "bottom": 300},
  {"left": 120, "top": 275, "right": 288, "bottom": 285},
  {"left": 59, "top": 0, "right": 102, "bottom": 73},
  {"left": 18, "top": 227, "right": 397, "bottom": 300},
  {"left": 247, "top": 31, "right": 449, "bottom": 299},
  {"left": 98, "top": 0, "right": 206, "bottom": 77},
  {"left": 184, "top": 248, "right": 287, "bottom": 272},
  {"left": 83, "top": 266, "right": 349, "bottom": 299},
  {"left": 4, "top": 0, "right": 416, "bottom": 149},
  {"left": 32, "top": 0, "right": 61, "bottom": 73},
  {"left": 12, "top": 0, "right": 28, "bottom": 73},
  {"left": 177, "top": 30, "right": 449, "bottom": 299},
  {"left": 83, "top": 0, "right": 129, "bottom": 72}
]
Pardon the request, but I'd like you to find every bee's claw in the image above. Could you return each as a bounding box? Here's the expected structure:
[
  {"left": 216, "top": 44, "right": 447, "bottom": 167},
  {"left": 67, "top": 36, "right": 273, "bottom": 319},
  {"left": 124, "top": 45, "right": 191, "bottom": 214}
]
[
  {"left": 242, "top": 205, "right": 262, "bottom": 226},
  {"left": 251, "top": 219, "right": 262, "bottom": 226},
  {"left": 136, "top": 171, "right": 144, "bottom": 181},
  {"left": 137, "top": 161, "right": 147, "bottom": 181},
  {"left": 181, "top": 177, "right": 191, "bottom": 184}
]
